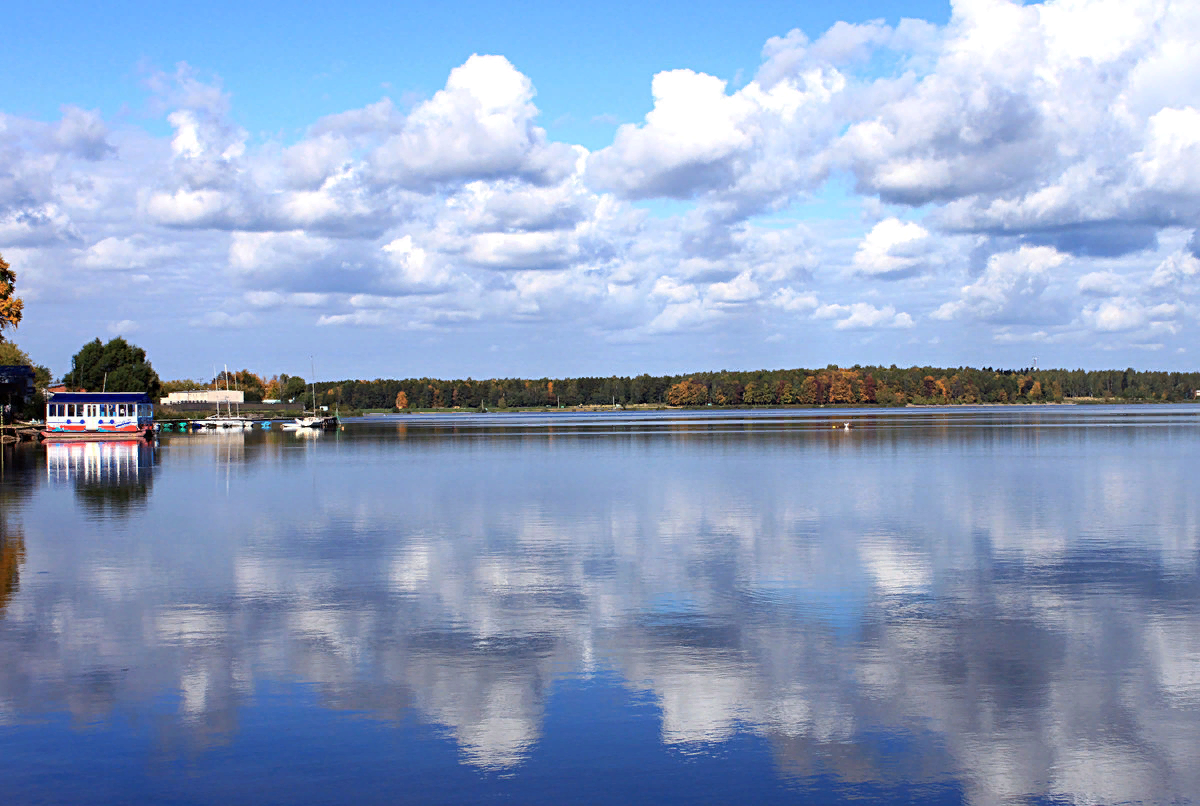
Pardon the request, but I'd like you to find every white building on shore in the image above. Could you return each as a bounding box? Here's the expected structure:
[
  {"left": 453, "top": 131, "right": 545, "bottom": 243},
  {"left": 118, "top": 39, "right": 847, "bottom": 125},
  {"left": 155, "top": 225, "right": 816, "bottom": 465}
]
[{"left": 160, "top": 390, "right": 245, "bottom": 405}]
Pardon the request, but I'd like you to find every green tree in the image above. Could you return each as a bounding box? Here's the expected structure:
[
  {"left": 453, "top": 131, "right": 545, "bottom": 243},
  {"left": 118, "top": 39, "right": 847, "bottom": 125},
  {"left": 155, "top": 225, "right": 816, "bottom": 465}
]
[
  {"left": 0, "top": 252, "right": 22, "bottom": 341},
  {"left": 68, "top": 337, "right": 161, "bottom": 397},
  {"left": 161, "top": 378, "right": 206, "bottom": 395},
  {"left": 214, "top": 369, "right": 266, "bottom": 402},
  {"left": 282, "top": 375, "right": 308, "bottom": 403}
]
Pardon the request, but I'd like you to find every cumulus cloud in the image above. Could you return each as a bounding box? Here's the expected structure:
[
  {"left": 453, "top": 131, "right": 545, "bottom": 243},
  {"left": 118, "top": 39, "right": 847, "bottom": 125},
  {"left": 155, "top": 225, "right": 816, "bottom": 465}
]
[
  {"left": 1149, "top": 248, "right": 1200, "bottom": 289},
  {"left": 814, "top": 302, "right": 913, "bottom": 330},
  {"left": 933, "top": 245, "right": 1067, "bottom": 323},
  {"left": 1081, "top": 298, "right": 1178, "bottom": 333},
  {"left": 381, "top": 235, "right": 450, "bottom": 290},
  {"left": 7, "top": 2, "right": 1200, "bottom": 365},
  {"left": 852, "top": 218, "right": 937, "bottom": 279},
  {"left": 81, "top": 237, "right": 175, "bottom": 271},
  {"left": 839, "top": 0, "right": 1200, "bottom": 259},
  {"left": 585, "top": 64, "right": 842, "bottom": 214},
  {"left": 707, "top": 272, "right": 761, "bottom": 305},
  {"left": 0, "top": 204, "right": 79, "bottom": 246},
  {"left": 770, "top": 287, "right": 819, "bottom": 312},
  {"left": 368, "top": 55, "right": 578, "bottom": 189},
  {"left": 52, "top": 107, "right": 115, "bottom": 161},
  {"left": 1076, "top": 271, "right": 1124, "bottom": 297}
]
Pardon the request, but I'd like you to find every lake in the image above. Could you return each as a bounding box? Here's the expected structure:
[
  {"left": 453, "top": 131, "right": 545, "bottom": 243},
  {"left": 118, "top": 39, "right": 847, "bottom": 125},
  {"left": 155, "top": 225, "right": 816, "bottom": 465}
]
[{"left": 2, "top": 406, "right": 1199, "bottom": 805}]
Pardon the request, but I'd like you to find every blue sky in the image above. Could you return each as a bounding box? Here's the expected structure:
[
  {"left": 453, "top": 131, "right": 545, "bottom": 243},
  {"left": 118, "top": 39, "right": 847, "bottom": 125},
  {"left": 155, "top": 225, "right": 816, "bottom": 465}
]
[{"left": 3, "top": 0, "right": 1199, "bottom": 382}]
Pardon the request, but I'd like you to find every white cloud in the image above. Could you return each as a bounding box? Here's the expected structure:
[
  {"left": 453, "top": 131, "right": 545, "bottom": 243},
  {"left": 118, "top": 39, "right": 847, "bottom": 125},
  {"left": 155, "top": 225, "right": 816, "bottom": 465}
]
[
  {"left": 381, "top": 235, "right": 449, "bottom": 289},
  {"left": 52, "top": 106, "right": 114, "bottom": 161},
  {"left": 1081, "top": 298, "right": 1178, "bottom": 333},
  {"left": 585, "top": 63, "right": 842, "bottom": 212},
  {"left": 651, "top": 276, "right": 699, "bottom": 304},
  {"left": 8, "top": 7, "right": 1200, "bottom": 369},
  {"left": 316, "top": 310, "right": 389, "bottom": 327},
  {"left": 814, "top": 302, "right": 914, "bottom": 330},
  {"left": 81, "top": 237, "right": 174, "bottom": 271},
  {"left": 1149, "top": 248, "right": 1200, "bottom": 289},
  {"left": 1136, "top": 107, "right": 1200, "bottom": 194},
  {"left": 1076, "top": 271, "right": 1124, "bottom": 297},
  {"left": 836, "top": 0, "right": 1200, "bottom": 257},
  {"left": 0, "top": 203, "right": 79, "bottom": 246},
  {"left": 770, "top": 287, "right": 818, "bottom": 312},
  {"left": 852, "top": 218, "right": 935, "bottom": 279},
  {"left": 461, "top": 230, "right": 578, "bottom": 270},
  {"left": 644, "top": 299, "right": 723, "bottom": 334},
  {"left": 933, "top": 246, "right": 1067, "bottom": 323},
  {"left": 189, "top": 311, "right": 258, "bottom": 328},
  {"left": 368, "top": 54, "right": 577, "bottom": 189},
  {"left": 707, "top": 272, "right": 760, "bottom": 304}
]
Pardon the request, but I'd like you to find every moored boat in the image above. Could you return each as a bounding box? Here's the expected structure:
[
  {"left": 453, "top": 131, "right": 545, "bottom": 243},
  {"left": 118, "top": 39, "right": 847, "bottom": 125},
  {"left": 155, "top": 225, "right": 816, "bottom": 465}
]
[
  {"left": 279, "top": 415, "right": 337, "bottom": 430},
  {"left": 40, "top": 392, "right": 155, "bottom": 440},
  {"left": 192, "top": 414, "right": 256, "bottom": 429}
]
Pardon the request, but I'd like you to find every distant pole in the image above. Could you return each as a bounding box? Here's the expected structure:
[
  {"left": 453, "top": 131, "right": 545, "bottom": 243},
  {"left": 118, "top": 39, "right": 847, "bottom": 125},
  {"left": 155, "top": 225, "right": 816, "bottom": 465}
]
[{"left": 1033, "top": 357, "right": 1038, "bottom": 371}]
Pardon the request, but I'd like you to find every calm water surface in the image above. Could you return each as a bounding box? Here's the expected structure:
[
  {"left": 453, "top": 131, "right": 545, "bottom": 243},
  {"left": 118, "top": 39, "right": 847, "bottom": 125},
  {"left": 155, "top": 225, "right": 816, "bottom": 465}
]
[{"left": 2, "top": 406, "right": 1199, "bottom": 805}]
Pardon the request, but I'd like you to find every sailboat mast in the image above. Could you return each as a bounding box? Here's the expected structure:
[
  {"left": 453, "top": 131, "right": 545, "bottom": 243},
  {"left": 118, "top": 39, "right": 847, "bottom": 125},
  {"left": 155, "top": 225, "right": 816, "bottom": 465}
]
[{"left": 310, "top": 356, "right": 317, "bottom": 413}]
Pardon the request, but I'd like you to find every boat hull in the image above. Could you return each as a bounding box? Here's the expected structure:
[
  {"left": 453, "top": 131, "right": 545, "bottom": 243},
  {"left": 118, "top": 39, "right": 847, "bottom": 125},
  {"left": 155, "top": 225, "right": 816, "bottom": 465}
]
[
  {"left": 280, "top": 416, "right": 337, "bottom": 430},
  {"left": 40, "top": 426, "right": 154, "bottom": 441}
]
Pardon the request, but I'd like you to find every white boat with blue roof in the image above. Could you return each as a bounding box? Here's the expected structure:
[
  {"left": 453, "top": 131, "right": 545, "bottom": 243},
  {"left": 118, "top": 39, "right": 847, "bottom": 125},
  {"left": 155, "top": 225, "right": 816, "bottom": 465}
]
[{"left": 41, "top": 392, "right": 155, "bottom": 440}]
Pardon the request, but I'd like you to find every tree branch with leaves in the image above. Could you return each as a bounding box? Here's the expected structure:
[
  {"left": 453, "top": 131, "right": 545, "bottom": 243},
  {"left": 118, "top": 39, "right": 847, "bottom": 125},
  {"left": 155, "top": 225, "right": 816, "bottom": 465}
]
[{"left": 0, "top": 252, "right": 24, "bottom": 342}]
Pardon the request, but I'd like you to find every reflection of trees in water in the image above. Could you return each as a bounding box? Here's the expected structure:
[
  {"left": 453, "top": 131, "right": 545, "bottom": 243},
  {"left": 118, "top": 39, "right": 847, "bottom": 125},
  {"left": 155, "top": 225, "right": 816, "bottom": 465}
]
[
  {"left": 0, "top": 527, "right": 23, "bottom": 615},
  {"left": 44, "top": 441, "right": 157, "bottom": 516},
  {"left": 0, "top": 443, "right": 34, "bottom": 617},
  {"left": 72, "top": 477, "right": 153, "bottom": 515}
]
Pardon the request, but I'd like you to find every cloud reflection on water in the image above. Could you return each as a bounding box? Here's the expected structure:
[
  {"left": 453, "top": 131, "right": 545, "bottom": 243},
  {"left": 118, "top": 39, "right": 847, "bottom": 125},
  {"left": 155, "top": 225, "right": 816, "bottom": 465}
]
[{"left": 0, "top": 410, "right": 1198, "bottom": 803}]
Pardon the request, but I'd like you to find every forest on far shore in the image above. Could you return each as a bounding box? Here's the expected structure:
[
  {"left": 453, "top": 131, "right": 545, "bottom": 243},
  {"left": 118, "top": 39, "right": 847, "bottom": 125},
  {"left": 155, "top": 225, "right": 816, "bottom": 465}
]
[{"left": 267, "top": 365, "right": 1200, "bottom": 410}]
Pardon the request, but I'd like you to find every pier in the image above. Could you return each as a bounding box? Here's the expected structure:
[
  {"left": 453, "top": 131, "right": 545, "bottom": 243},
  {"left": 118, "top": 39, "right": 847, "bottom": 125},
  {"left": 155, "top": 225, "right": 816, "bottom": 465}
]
[{"left": 0, "top": 423, "right": 40, "bottom": 443}]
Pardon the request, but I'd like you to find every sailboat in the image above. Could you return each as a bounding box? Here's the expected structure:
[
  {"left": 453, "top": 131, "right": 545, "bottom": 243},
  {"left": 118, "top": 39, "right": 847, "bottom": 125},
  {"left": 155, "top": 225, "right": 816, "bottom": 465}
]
[
  {"left": 193, "top": 365, "right": 256, "bottom": 430},
  {"left": 279, "top": 358, "right": 336, "bottom": 431}
]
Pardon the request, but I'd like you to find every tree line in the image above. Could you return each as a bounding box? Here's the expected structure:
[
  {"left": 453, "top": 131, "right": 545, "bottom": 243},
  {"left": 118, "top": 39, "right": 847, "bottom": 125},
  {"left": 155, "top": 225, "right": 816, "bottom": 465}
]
[
  {"left": 44, "top": 339, "right": 1200, "bottom": 411},
  {"left": 300, "top": 365, "right": 1200, "bottom": 410}
]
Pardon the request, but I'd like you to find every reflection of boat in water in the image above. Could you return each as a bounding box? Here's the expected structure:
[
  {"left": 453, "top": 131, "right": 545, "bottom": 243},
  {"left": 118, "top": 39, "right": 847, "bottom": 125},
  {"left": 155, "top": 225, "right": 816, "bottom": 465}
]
[
  {"left": 41, "top": 392, "right": 155, "bottom": 440},
  {"left": 45, "top": 439, "right": 157, "bottom": 514},
  {"left": 46, "top": 439, "right": 154, "bottom": 483}
]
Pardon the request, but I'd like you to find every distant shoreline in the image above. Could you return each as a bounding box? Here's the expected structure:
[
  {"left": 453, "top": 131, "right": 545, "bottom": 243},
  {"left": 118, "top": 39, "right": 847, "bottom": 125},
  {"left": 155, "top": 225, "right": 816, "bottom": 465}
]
[{"left": 362, "top": 397, "right": 1192, "bottom": 416}]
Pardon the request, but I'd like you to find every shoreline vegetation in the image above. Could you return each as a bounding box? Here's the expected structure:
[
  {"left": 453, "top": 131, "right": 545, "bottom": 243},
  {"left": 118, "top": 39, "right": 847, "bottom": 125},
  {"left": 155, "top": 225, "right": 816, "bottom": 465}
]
[{"left": 161, "top": 365, "right": 1198, "bottom": 418}]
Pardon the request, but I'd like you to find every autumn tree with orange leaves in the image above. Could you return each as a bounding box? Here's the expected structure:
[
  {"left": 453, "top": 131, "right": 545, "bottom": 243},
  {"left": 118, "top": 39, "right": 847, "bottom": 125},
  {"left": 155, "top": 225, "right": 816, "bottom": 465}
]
[{"left": 0, "top": 252, "right": 23, "bottom": 342}]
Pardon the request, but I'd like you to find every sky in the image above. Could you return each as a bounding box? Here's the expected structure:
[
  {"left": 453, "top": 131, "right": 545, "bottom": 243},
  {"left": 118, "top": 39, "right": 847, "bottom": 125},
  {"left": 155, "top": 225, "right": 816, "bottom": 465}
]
[{"left": 2, "top": 0, "right": 1199, "bottom": 382}]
